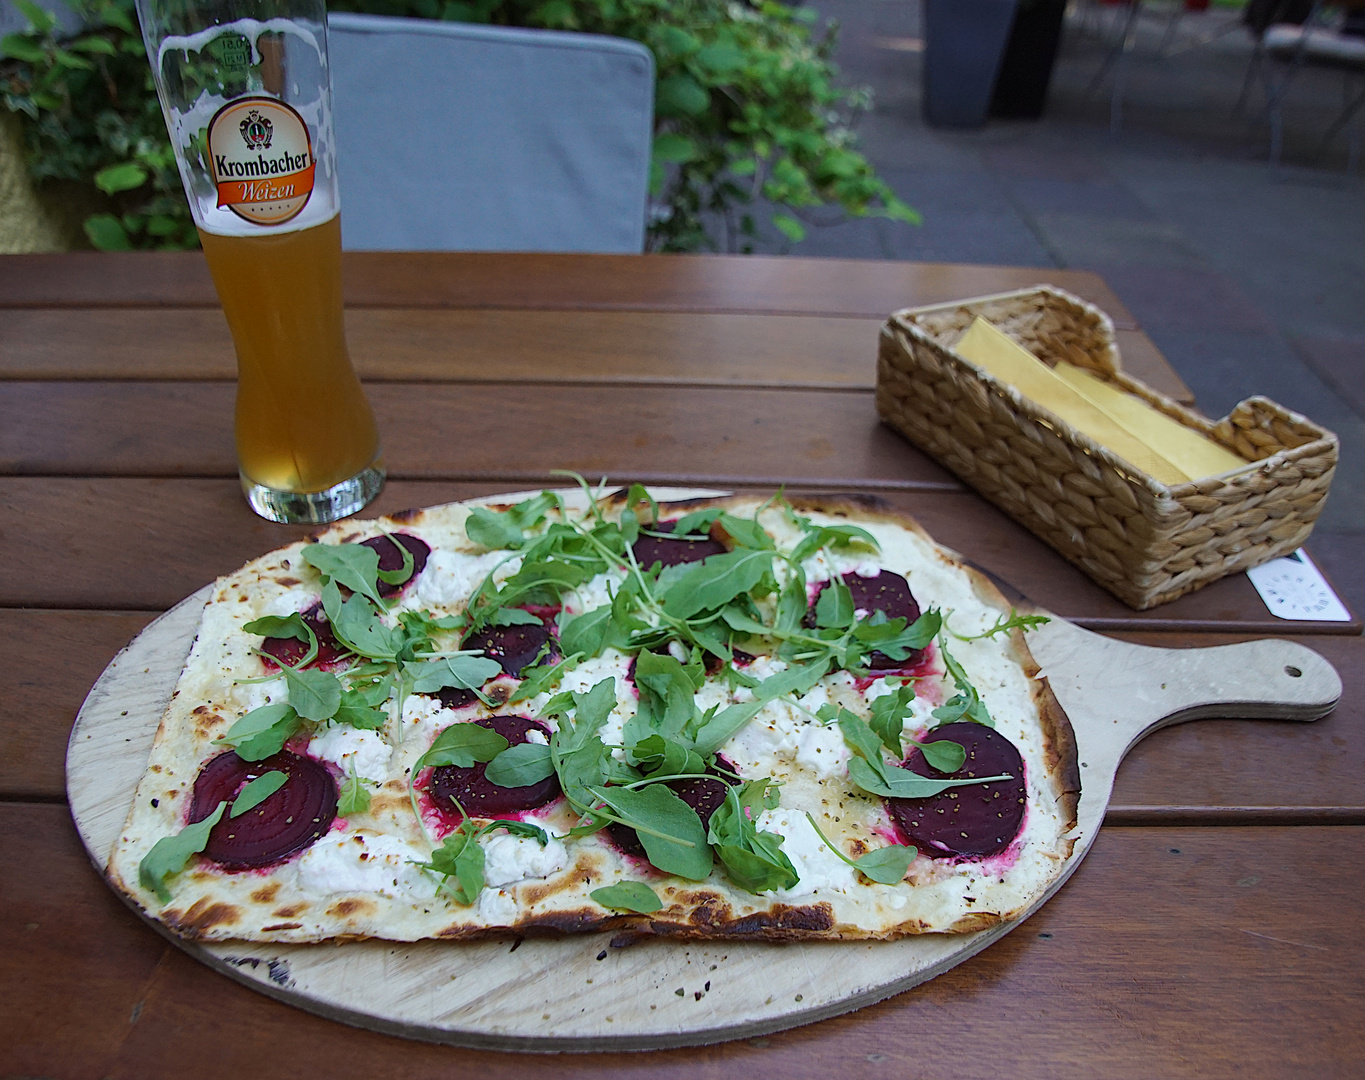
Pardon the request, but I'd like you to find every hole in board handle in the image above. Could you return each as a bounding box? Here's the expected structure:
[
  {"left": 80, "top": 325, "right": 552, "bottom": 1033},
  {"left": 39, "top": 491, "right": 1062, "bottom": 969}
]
[{"left": 1285, "top": 665, "right": 1303, "bottom": 678}]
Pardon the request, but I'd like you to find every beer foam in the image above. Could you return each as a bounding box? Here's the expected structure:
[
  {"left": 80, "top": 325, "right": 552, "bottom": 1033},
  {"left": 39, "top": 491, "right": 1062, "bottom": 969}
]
[{"left": 151, "top": 18, "right": 340, "bottom": 237}]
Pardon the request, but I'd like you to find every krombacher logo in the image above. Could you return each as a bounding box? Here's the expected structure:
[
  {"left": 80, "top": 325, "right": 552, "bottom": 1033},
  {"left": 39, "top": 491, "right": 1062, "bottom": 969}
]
[{"left": 207, "top": 96, "right": 316, "bottom": 226}]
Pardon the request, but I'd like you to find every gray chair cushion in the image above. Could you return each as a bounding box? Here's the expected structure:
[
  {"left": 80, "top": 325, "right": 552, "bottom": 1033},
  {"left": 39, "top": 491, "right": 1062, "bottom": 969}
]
[{"left": 328, "top": 13, "right": 654, "bottom": 252}]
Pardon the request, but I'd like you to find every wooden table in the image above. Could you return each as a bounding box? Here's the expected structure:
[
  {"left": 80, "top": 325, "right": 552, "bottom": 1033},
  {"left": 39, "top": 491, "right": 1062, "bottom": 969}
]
[{"left": 2, "top": 252, "right": 1361, "bottom": 1079}]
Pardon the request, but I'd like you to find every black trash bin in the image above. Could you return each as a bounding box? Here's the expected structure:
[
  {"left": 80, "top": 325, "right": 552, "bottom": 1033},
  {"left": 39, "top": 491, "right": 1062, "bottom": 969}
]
[{"left": 922, "top": 0, "right": 1020, "bottom": 128}]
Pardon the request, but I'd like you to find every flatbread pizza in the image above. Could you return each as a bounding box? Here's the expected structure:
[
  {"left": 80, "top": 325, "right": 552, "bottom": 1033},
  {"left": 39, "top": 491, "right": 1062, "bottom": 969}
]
[{"left": 106, "top": 486, "right": 1080, "bottom": 943}]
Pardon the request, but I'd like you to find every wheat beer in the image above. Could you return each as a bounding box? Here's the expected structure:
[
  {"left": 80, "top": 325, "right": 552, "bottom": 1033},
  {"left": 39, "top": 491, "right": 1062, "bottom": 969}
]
[
  {"left": 199, "top": 215, "right": 378, "bottom": 494},
  {"left": 137, "top": 0, "right": 384, "bottom": 523}
]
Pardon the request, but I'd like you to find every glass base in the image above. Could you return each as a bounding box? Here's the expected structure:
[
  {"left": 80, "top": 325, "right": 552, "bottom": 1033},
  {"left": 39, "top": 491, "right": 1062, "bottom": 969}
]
[{"left": 241, "top": 462, "right": 386, "bottom": 524}]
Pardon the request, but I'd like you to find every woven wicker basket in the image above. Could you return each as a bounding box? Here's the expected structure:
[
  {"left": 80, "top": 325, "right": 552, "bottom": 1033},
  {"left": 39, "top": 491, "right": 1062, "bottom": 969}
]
[{"left": 876, "top": 286, "right": 1339, "bottom": 610}]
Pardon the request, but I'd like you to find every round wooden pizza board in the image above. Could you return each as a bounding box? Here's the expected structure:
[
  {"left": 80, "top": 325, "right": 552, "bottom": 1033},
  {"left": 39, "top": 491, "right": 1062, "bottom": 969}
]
[{"left": 66, "top": 488, "right": 1343, "bottom": 1051}]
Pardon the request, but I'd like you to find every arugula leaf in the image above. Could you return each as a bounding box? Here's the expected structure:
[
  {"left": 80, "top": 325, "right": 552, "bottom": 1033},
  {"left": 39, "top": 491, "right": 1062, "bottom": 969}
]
[
  {"left": 302, "top": 543, "right": 386, "bottom": 606},
  {"left": 373, "top": 535, "right": 417, "bottom": 587},
  {"left": 588, "top": 784, "right": 713, "bottom": 880},
  {"left": 629, "top": 650, "right": 703, "bottom": 745},
  {"left": 837, "top": 710, "right": 1007, "bottom": 799},
  {"left": 932, "top": 637, "right": 993, "bottom": 727},
  {"left": 788, "top": 520, "right": 880, "bottom": 565},
  {"left": 917, "top": 738, "right": 968, "bottom": 773},
  {"left": 868, "top": 681, "right": 916, "bottom": 756},
  {"left": 338, "top": 763, "right": 375, "bottom": 815},
  {"left": 139, "top": 802, "right": 226, "bottom": 903},
  {"left": 664, "top": 507, "right": 723, "bottom": 538},
  {"left": 281, "top": 665, "right": 342, "bottom": 722},
  {"left": 708, "top": 781, "right": 799, "bottom": 893},
  {"left": 815, "top": 578, "right": 854, "bottom": 629},
  {"left": 852, "top": 844, "right": 917, "bottom": 884},
  {"left": 416, "top": 723, "right": 510, "bottom": 771},
  {"left": 405, "top": 655, "right": 503, "bottom": 695},
  {"left": 487, "top": 607, "right": 543, "bottom": 627},
  {"left": 715, "top": 512, "right": 773, "bottom": 551},
  {"left": 243, "top": 613, "right": 319, "bottom": 667},
  {"left": 558, "top": 606, "right": 615, "bottom": 659},
  {"left": 419, "top": 822, "right": 486, "bottom": 904},
  {"left": 548, "top": 678, "right": 619, "bottom": 752},
  {"left": 333, "top": 678, "right": 391, "bottom": 730},
  {"left": 852, "top": 608, "right": 942, "bottom": 664},
  {"left": 230, "top": 770, "right": 287, "bottom": 817},
  {"left": 509, "top": 651, "right": 583, "bottom": 704},
  {"left": 657, "top": 549, "right": 774, "bottom": 620},
  {"left": 803, "top": 813, "right": 915, "bottom": 885},
  {"left": 591, "top": 881, "right": 664, "bottom": 914},
  {"left": 320, "top": 579, "right": 403, "bottom": 661},
  {"left": 484, "top": 742, "right": 555, "bottom": 788},
  {"left": 950, "top": 608, "right": 1051, "bottom": 642},
  {"left": 215, "top": 703, "right": 302, "bottom": 762},
  {"left": 465, "top": 493, "right": 556, "bottom": 551},
  {"left": 631, "top": 734, "right": 707, "bottom": 778}
]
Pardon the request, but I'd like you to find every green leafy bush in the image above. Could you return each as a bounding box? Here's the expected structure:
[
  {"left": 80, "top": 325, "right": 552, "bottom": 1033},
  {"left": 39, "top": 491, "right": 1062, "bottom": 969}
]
[{"left": 1, "top": 0, "right": 917, "bottom": 251}]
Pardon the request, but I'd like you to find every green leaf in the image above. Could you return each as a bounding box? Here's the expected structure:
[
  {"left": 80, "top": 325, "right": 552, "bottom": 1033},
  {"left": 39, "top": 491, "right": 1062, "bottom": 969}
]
[
  {"left": 655, "top": 73, "right": 709, "bottom": 118},
  {"left": 815, "top": 578, "right": 854, "bottom": 629},
  {"left": 333, "top": 682, "right": 389, "bottom": 731},
  {"left": 320, "top": 580, "right": 402, "bottom": 661},
  {"left": 917, "top": 738, "right": 967, "bottom": 774},
  {"left": 94, "top": 161, "right": 147, "bottom": 194},
  {"left": 485, "top": 741, "right": 554, "bottom": 788},
  {"left": 852, "top": 845, "right": 916, "bottom": 885},
  {"left": 589, "top": 784, "right": 712, "bottom": 880},
  {"left": 656, "top": 549, "right": 773, "bottom": 620},
  {"left": 69, "top": 36, "right": 117, "bottom": 55},
  {"left": 243, "top": 613, "right": 310, "bottom": 643},
  {"left": 302, "top": 543, "right": 386, "bottom": 606},
  {"left": 716, "top": 513, "right": 773, "bottom": 551},
  {"left": 139, "top": 802, "right": 226, "bottom": 903},
  {"left": 695, "top": 41, "right": 745, "bottom": 75},
  {"left": 591, "top": 881, "right": 663, "bottom": 914},
  {"left": 282, "top": 666, "right": 341, "bottom": 722},
  {"left": 14, "top": 0, "right": 54, "bottom": 33},
  {"left": 419, "top": 826, "right": 485, "bottom": 905},
  {"left": 868, "top": 682, "right": 916, "bottom": 757},
  {"left": 558, "top": 606, "right": 614, "bottom": 660},
  {"left": 488, "top": 607, "right": 542, "bottom": 627},
  {"left": 652, "top": 133, "right": 697, "bottom": 165},
  {"left": 1, "top": 34, "right": 47, "bottom": 62},
  {"left": 465, "top": 506, "right": 525, "bottom": 550},
  {"left": 83, "top": 214, "right": 132, "bottom": 252},
  {"left": 214, "top": 703, "right": 301, "bottom": 762},
  {"left": 405, "top": 655, "right": 502, "bottom": 695},
  {"left": 338, "top": 769, "right": 374, "bottom": 816},
  {"left": 771, "top": 213, "right": 806, "bottom": 243},
  {"left": 708, "top": 782, "right": 798, "bottom": 893},
  {"left": 230, "top": 770, "right": 287, "bottom": 817},
  {"left": 417, "top": 723, "right": 509, "bottom": 770},
  {"left": 508, "top": 651, "right": 581, "bottom": 704}
]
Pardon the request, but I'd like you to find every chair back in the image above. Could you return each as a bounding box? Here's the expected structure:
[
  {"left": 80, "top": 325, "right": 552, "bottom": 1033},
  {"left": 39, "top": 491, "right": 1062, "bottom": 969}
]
[{"left": 327, "top": 13, "right": 654, "bottom": 252}]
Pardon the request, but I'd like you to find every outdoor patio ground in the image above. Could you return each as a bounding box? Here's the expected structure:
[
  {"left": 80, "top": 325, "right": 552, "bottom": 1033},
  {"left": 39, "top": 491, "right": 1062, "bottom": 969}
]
[{"left": 752, "top": 1, "right": 1364, "bottom": 615}]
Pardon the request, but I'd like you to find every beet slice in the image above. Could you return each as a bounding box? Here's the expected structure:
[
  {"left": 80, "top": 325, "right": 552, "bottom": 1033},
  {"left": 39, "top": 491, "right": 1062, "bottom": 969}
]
[
  {"left": 607, "top": 757, "right": 738, "bottom": 856},
  {"left": 807, "top": 570, "right": 924, "bottom": 670},
  {"left": 188, "top": 750, "right": 338, "bottom": 869},
  {"left": 427, "top": 715, "right": 560, "bottom": 817},
  {"left": 886, "top": 722, "right": 1026, "bottom": 859},
  {"left": 259, "top": 602, "right": 347, "bottom": 669},
  {"left": 462, "top": 619, "right": 554, "bottom": 678},
  {"left": 632, "top": 519, "right": 726, "bottom": 570},
  {"left": 436, "top": 686, "right": 478, "bottom": 710},
  {"left": 362, "top": 533, "right": 429, "bottom": 597}
]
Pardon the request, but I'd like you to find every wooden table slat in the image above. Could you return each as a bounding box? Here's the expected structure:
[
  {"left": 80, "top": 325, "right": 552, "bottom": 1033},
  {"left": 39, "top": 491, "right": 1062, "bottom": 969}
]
[
  {"left": 5, "top": 806, "right": 1361, "bottom": 1079},
  {"left": 0, "top": 382, "right": 961, "bottom": 490},
  {"left": 0, "top": 253, "right": 1140, "bottom": 327},
  {"left": 6, "top": 610, "right": 1359, "bottom": 814},
  {"left": 0, "top": 312, "right": 1193, "bottom": 402},
  {"left": 2, "top": 478, "right": 1350, "bottom": 633}
]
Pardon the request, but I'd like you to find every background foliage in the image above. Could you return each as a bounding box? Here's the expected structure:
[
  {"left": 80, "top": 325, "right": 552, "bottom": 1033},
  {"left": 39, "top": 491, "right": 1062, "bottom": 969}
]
[{"left": 1, "top": 0, "right": 918, "bottom": 252}]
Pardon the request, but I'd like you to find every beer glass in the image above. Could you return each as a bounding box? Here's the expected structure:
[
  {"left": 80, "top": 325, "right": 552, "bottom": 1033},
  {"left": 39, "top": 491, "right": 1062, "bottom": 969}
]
[{"left": 136, "top": 0, "right": 384, "bottom": 524}]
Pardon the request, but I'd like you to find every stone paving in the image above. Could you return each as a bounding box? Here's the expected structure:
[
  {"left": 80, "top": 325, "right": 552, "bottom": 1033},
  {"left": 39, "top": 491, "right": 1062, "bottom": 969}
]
[{"left": 762, "top": 1, "right": 1364, "bottom": 612}]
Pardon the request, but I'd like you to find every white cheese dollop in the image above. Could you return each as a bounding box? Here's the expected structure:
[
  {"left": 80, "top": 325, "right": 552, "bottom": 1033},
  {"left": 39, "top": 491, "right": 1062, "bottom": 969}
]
[
  {"left": 478, "top": 887, "right": 519, "bottom": 925},
  {"left": 294, "top": 832, "right": 437, "bottom": 900},
  {"left": 480, "top": 831, "right": 569, "bottom": 888},
  {"left": 757, "top": 810, "right": 857, "bottom": 899},
  {"left": 793, "top": 723, "right": 850, "bottom": 779},
  {"left": 234, "top": 676, "right": 287, "bottom": 713},
  {"left": 260, "top": 587, "right": 317, "bottom": 619},
  {"left": 414, "top": 549, "right": 519, "bottom": 608},
  {"left": 308, "top": 725, "right": 392, "bottom": 781}
]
